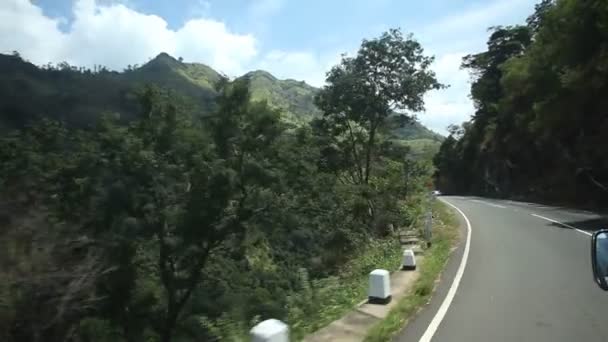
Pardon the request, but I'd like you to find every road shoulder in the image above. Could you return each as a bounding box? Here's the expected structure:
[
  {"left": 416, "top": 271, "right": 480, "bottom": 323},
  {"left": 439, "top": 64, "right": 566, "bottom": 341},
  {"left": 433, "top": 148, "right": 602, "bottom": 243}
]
[{"left": 393, "top": 198, "right": 468, "bottom": 342}]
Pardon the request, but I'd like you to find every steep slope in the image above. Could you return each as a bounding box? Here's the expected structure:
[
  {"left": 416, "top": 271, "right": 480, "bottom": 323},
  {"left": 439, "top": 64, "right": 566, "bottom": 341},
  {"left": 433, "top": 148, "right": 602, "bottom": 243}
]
[
  {"left": 129, "top": 53, "right": 222, "bottom": 90},
  {"left": 0, "top": 53, "right": 135, "bottom": 128},
  {"left": 390, "top": 119, "right": 443, "bottom": 141},
  {"left": 0, "top": 53, "right": 221, "bottom": 128},
  {"left": 244, "top": 70, "right": 321, "bottom": 124},
  {"left": 125, "top": 53, "right": 219, "bottom": 112}
]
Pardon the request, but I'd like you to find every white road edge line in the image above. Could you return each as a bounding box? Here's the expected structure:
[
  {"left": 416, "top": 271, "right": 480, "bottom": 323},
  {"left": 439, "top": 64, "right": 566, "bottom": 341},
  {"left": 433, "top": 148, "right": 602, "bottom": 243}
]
[
  {"left": 530, "top": 213, "right": 592, "bottom": 236},
  {"left": 419, "top": 199, "right": 472, "bottom": 342}
]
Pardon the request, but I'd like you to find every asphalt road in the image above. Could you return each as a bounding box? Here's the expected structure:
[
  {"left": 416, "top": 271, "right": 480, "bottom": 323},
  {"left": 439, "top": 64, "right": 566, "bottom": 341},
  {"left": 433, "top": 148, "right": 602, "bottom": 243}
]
[{"left": 396, "top": 196, "right": 608, "bottom": 342}]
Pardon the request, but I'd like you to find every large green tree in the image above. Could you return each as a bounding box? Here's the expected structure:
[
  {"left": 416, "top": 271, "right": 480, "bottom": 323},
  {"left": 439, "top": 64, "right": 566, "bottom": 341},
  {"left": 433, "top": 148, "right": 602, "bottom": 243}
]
[{"left": 315, "top": 29, "right": 443, "bottom": 185}]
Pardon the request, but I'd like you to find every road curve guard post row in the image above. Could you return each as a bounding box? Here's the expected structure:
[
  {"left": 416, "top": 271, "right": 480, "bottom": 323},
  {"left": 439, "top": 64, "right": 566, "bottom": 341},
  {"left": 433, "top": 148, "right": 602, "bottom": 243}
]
[
  {"left": 402, "top": 249, "right": 416, "bottom": 270},
  {"left": 250, "top": 319, "right": 289, "bottom": 342},
  {"left": 368, "top": 269, "right": 391, "bottom": 304}
]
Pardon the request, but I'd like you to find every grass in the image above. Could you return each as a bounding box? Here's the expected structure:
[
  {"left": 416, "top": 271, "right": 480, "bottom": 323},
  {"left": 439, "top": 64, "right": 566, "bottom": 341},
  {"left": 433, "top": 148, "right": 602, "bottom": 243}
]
[
  {"left": 364, "top": 200, "right": 460, "bottom": 342},
  {"left": 204, "top": 200, "right": 456, "bottom": 341},
  {"left": 288, "top": 238, "right": 403, "bottom": 340},
  {"left": 203, "top": 236, "right": 405, "bottom": 341}
]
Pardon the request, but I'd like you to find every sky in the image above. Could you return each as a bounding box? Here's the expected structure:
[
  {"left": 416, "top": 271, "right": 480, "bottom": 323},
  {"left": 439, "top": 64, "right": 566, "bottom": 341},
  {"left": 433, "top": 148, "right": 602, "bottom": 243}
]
[{"left": 1, "top": 0, "right": 537, "bottom": 134}]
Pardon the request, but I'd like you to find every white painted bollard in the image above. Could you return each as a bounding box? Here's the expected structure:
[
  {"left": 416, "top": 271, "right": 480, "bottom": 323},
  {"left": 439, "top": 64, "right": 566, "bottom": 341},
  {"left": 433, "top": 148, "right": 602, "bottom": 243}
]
[
  {"left": 250, "top": 319, "right": 289, "bottom": 342},
  {"left": 368, "top": 269, "right": 391, "bottom": 304},
  {"left": 402, "top": 249, "right": 416, "bottom": 271}
]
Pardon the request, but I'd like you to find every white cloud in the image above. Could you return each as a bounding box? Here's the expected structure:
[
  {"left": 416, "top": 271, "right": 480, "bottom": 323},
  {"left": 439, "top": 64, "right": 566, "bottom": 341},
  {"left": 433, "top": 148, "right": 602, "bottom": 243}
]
[
  {"left": 412, "top": 0, "right": 537, "bottom": 134},
  {"left": 432, "top": 52, "right": 469, "bottom": 88},
  {"left": 417, "top": 52, "right": 473, "bottom": 135},
  {"left": 66, "top": 0, "right": 175, "bottom": 69},
  {"left": 420, "top": 92, "right": 474, "bottom": 135},
  {"left": 0, "top": 0, "right": 257, "bottom": 75},
  {"left": 175, "top": 20, "right": 256, "bottom": 75},
  {"left": 420, "top": 0, "right": 534, "bottom": 46},
  {"left": 255, "top": 50, "right": 341, "bottom": 87},
  {"left": 0, "top": 0, "right": 67, "bottom": 63}
]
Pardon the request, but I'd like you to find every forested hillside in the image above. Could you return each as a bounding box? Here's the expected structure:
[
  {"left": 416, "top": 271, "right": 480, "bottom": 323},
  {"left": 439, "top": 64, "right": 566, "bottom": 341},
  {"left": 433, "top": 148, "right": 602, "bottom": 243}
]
[
  {"left": 0, "top": 51, "right": 440, "bottom": 141},
  {"left": 0, "top": 29, "right": 442, "bottom": 342},
  {"left": 434, "top": 0, "right": 608, "bottom": 207}
]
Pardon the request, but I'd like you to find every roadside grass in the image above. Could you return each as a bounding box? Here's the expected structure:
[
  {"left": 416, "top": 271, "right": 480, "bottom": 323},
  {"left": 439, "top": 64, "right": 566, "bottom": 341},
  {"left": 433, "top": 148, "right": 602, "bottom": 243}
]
[
  {"left": 364, "top": 200, "right": 460, "bottom": 342},
  {"left": 207, "top": 200, "right": 453, "bottom": 341},
  {"left": 206, "top": 234, "right": 405, "bottom": 341},
  {"left": 288, "top": 238, "right": 403, "bottom": 340}
]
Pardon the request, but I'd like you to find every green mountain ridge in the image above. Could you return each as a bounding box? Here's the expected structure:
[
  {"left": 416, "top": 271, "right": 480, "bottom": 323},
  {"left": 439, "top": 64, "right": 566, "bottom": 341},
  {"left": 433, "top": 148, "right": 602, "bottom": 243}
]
[
  {"left": 0, "top": 52, "right": 442, "bottom": 140},
  {"left": 244, "top": 69, "right": 321, "bottom": 124}
]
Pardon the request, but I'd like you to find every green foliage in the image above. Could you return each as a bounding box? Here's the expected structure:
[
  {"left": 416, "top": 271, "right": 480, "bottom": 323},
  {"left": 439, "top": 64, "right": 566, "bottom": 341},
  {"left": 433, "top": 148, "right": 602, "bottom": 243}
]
[
  {"left": 434, "top": 0, "right": 608, "bottom": 206},
  {"left": 287, "top": 238, "right": 402, "bottom": 340},
  {"left": 388, "top": 119, "right": 443, "bottom": 141},
  {"left": 315, "top": 28, "right": 442, "bottom": 185},
  {"left": 0, "top": 51, "right": 440, "bottom": 141},
  {"left": 399, "top": 139, "right": 441, "bottom": 162},
  {"left": 246, "top": 70, "right": 322, "bottom": 124},
  {"left": 0, "top": 28, "right": 439, "bottom": 342}
]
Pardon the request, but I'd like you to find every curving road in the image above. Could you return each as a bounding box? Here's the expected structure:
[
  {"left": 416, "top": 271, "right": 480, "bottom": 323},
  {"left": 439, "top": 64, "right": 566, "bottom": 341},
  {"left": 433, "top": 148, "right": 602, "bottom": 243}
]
[{"left": 396, "top": 196, "right": 608, "bottom": 342}]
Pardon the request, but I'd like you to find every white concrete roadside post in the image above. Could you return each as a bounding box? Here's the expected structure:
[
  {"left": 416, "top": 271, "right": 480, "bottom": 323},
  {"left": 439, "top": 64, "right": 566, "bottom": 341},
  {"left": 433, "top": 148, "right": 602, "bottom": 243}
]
[
  {"left": 368, "top": 269, "right": 391, "bottom": 304},
  {"left": 402, "top": 249, "right": 416, "bottom": 271},
  {"left": 250, "top": 319, "right": 289, "bottom": 342}
]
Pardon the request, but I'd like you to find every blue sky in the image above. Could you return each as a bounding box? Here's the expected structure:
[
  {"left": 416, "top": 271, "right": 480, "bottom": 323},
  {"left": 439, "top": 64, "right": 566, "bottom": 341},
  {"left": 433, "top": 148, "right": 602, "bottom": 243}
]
[{"left": 2, "top": 0, "right": 537, "bottom": 134}]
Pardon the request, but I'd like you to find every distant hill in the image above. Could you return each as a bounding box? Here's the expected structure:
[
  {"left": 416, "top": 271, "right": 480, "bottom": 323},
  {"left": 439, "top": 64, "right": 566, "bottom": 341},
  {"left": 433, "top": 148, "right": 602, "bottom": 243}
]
[
  {"left": 390, "top": 120, "right": 443, "bottom": 141},
  {"left": 245, "top": 70, "right": 321, "bottom": 124},
  {"left": 0, "top": 52, "right": 442, "bottom": 140}
]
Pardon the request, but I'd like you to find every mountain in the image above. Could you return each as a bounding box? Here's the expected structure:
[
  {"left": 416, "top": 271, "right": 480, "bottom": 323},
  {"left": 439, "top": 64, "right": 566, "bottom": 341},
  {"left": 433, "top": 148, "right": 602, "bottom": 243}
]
[
  {"left": 0, "top": 52, "right": 441, "bottom": 140},
  {"left": 245, "top": 70, "right": 321, "bottom": 124},
  {"left": 129, "top": 52, "right": 220, "bottom": 99},
  {"left": 0, "top": 53, "right": 133, "bottom": 128},
  {"left": 391, "top": 120, "right": 443, "bottom": 141}
]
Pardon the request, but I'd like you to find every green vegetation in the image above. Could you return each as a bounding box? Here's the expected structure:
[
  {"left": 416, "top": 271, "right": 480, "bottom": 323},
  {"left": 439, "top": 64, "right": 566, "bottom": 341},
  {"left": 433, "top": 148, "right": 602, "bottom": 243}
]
[
  {"left": 0, "top": 29, "right": 441, "bottom": 342},
  {"left": 400, "top": 139, "right": 442, "bottom": 162},
  {"left": 288, "top": 238, "right": 403, "bottom": 340},
  {"left": 0, "top": 50, "right": 440, "bottom": 141},
  {"left": 434, "top": 0, "right": 608, "bottom": 208},
  {"left": 364, "top": 200, "right": 460, "bottom": 342},
  {"left": 390, "top": 120, "right": 443, "bottom": 142},
  {"left": 246, "top": 70, "right": 321, "bottom": 125}
]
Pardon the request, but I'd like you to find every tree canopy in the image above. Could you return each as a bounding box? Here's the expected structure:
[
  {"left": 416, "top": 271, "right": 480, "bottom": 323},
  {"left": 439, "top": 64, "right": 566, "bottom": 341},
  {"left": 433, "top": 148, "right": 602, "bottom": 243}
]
[
  {"left": 0, "top": 28, "right": 438, "bottom": 342},
  {"left": 434, "top": 0, "right": 608, "bottom": 208}
]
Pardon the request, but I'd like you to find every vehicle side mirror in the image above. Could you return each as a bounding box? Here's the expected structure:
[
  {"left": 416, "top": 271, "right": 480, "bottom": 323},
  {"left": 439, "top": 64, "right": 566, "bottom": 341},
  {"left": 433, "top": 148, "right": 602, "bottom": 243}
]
[{"left": 591, "top": 229, "right": 608, "bottom": 291}]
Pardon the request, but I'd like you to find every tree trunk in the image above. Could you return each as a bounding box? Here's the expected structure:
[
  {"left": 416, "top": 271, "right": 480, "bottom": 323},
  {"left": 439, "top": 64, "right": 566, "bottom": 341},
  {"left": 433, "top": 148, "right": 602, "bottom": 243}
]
[
  {"left": 161, "top": 304, "right": 178, "bottom": 342},
  {"left": 364, "top": 124, "right": 377, "bottom": 184},
  {"left": 346, "top": 120, "right": 364, "bottom": 183}
]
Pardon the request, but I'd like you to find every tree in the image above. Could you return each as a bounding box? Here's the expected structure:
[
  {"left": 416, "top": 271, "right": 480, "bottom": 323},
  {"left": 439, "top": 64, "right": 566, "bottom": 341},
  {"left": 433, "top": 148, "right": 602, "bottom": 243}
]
[
  {"left": 526, "top": 0, "right": 554, "bottom": 35},
  {"left": 435, "top": 0, "right": 608, "bottom": 206},
  {"left": 0, "top": 30, "right": 441, "bottom": 342},
  {"left": 0, "top": 82, "right": 285, "bottom": 342},
  {"left": 0, "top": 120, "right": 113, "bottom": 342},
  {"left": 76, "top": 84, "right": 282, "bottom": 342},
  {"left": 315, "top": 28, "right": 443, "bottom": 185}
]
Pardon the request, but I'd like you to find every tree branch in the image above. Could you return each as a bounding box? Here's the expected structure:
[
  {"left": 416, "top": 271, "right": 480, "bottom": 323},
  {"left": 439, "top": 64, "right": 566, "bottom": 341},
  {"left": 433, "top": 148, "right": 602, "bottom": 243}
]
[
  {"left": 345, "top": 119, "right": 364, "bottom": 183},
  {"left": 364, "top": 117, "right": 380, "bottom": 184}
]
